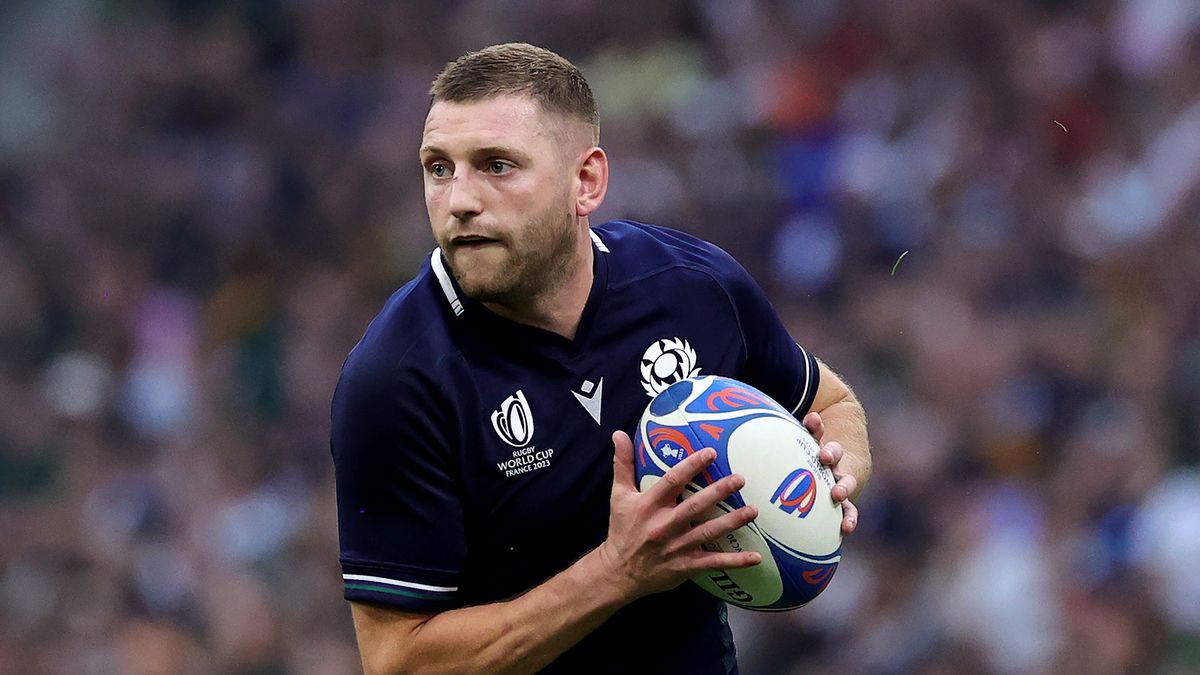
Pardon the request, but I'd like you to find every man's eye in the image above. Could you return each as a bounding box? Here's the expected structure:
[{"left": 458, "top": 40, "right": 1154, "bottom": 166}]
[
  {"left": 487, "top": 161, "right": 513, "bottom": 175},
  {"left": 428, "top": 163, "right": 449, "bottom": 178}
]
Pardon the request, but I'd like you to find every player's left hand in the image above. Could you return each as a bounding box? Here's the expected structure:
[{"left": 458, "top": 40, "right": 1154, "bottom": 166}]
[{"left": 802, "top": 411, "right": 859, "bottom": 535}]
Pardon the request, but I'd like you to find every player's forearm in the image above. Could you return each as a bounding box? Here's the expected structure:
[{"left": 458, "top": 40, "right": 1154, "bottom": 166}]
[
  {"left": 363, "top": 547, "right": 629, "bottom": 675},
  {"left": 810, "top": 360, "right": 871, "bottom": 499},
  {"left": 821, "top": 395, "right": 870, "bottom": 499}
]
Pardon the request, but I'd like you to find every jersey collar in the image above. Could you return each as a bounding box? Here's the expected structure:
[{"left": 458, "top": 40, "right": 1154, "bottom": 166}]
[{"left": 430, "top": 228, "right": 610, "bottom": 355}]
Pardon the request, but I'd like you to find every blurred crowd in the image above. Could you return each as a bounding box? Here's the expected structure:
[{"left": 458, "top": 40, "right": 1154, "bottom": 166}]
[{"left": 2, "top": 0, "right": 1199, "bottom": 673}]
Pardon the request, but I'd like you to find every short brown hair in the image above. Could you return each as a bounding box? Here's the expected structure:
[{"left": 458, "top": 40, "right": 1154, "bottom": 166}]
[{"left": 430, "top": 43, "right": 599, "bottom": 144}]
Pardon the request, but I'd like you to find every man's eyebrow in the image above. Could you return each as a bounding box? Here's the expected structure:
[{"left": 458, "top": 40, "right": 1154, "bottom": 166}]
[
  {"left": 471, "top": 145, "right": 528, "bottom": 160},
  {"left": 419, "top": 144, "right": 530, "bottom": 159}
]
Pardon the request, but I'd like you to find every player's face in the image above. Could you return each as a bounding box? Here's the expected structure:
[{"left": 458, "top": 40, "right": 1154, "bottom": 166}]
[{"left": 421, "top": 95, "right": 580, "bottom": 304}]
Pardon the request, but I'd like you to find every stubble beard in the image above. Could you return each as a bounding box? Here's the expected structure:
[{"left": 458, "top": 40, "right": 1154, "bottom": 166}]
[{"left": 451, "top": 206, "right": 580, "bottom": 310}]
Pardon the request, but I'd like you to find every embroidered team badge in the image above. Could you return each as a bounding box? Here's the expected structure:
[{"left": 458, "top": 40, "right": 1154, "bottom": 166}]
[
  {"left": 491, "top": 390, "right": 534, "bottom": 447},
  {"left": 640, "top": 338, "right": 701, "bottom": 397}
]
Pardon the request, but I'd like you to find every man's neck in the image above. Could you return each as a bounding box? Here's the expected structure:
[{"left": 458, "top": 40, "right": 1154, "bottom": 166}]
[{"left": 482, "top": 228, "right": 595, "bottom": 340}]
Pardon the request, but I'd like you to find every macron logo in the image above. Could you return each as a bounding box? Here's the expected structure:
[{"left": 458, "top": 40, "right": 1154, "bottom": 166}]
[{"left": 572, "top": 378, "right": 603, "bottom": 425}]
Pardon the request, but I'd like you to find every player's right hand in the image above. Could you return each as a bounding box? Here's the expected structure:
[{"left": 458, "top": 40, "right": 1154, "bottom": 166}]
[{"left": 594, "top": 430, "right": 761, "bottom": 601}]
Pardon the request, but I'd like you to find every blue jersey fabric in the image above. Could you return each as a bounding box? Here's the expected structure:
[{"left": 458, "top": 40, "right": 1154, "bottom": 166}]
[{"left": 331, "top": 220, "right": 820, "bottom": 674}]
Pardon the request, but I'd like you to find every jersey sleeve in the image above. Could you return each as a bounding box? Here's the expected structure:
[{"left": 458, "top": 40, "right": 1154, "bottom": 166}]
[
  {"left": 712, "top": 249, "right": 821, "bottom": 418},
  {"left": 330, "top": 355, "right": 464, "bottom": 612}
]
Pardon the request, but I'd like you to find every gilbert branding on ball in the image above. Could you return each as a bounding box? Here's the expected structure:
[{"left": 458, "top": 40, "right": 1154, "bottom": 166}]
[{"left": 635, "top": 376, "right": 842, "bottom": 611}]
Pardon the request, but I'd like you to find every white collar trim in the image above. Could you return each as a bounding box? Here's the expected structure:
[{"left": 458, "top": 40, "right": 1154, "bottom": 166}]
[
  {"left": 431, "top": 229, "right": 608, "bottom": 317},
  {"left": 430, "top": 248, "right": 464, "bottom": 316}
]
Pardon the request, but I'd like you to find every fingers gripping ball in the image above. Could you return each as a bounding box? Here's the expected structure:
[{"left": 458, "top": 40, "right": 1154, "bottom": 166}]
[{"left": 634, "top": 376, "right": 842, "bottom": 611}]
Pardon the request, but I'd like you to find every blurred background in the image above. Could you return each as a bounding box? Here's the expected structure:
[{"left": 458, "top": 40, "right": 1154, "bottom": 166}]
[{"left": 2, "top": 0, "right": 1200, "bottom": 673}]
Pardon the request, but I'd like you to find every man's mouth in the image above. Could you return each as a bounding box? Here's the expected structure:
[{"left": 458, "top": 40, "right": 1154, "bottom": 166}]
[{"left": 451, "top": 235, "right": 501, "bottom": 249}]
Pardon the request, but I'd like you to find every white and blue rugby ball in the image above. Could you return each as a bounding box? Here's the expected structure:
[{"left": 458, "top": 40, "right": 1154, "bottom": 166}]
[{"left": 634, "top": 375, "right": 842, "bottom": 611}]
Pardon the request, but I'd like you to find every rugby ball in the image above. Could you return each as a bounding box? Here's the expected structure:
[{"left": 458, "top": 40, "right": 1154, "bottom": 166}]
[{"left": 634, "top": 375, "right": 841, "bottom": 611}]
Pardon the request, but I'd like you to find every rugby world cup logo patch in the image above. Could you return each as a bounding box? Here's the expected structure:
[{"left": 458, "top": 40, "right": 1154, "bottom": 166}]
[
  {"left": 640, "top": 337, "right": 701, "bottom": 397},
  {"left": 491, "top": 390, "right": 534, "bottom": 447}
]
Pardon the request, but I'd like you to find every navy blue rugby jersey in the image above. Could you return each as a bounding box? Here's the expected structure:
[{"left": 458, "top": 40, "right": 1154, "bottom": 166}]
[{"left": 330, "top": 220, "right": 820, "bottom": 674}]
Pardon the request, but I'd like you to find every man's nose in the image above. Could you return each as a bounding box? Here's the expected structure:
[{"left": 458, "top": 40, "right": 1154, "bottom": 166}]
[{"left": 447, "top": 171, "right": 483, "bottom": 221}]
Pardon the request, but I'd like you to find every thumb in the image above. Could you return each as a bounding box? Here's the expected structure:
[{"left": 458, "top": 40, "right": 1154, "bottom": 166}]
[{"left": 611, "top": 430, "right": 637, "bottom": 494}]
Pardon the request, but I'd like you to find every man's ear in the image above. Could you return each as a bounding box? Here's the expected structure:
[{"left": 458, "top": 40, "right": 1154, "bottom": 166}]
[{"left": 575, "top": 146, "right": 608, "bottom": 217}]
